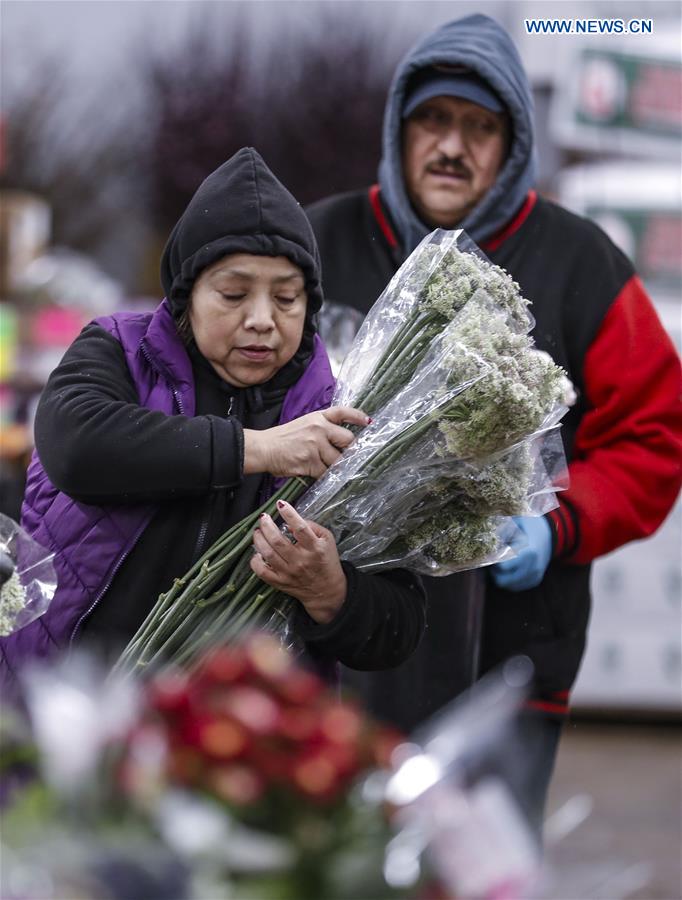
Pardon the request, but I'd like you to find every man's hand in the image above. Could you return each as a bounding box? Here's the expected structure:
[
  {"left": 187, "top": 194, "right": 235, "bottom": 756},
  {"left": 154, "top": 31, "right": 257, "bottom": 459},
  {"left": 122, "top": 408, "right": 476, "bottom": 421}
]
[
  {"left": 243, "top": 407, "right": 370, "bottom": 479},
  {"left": 491, "top": 516, "right": 553, "bottom": 592},
  {"left": 250, "top": 499, "right": 347, "bottom": 624}
]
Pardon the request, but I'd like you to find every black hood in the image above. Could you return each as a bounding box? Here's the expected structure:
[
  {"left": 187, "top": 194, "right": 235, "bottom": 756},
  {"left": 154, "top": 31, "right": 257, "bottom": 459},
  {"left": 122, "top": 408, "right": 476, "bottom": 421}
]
[{"left": 160, "top": 147, "right": 324, "bottom": 316}]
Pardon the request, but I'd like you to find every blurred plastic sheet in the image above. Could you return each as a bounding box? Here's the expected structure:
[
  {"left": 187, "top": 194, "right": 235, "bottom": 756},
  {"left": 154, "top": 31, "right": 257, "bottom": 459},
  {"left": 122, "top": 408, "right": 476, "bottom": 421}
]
[
  {"left": 382, "top": 658, "right": 541, "bottom": 899},
  {"left": 0, "top": 513, "right": 56, "bottom": 637}
]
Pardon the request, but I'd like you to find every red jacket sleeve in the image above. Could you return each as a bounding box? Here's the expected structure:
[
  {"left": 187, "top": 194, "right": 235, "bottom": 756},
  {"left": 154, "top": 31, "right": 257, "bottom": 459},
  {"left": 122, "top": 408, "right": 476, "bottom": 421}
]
[{"left": 548, "top": 275, "right": 682, "bottom": 564}]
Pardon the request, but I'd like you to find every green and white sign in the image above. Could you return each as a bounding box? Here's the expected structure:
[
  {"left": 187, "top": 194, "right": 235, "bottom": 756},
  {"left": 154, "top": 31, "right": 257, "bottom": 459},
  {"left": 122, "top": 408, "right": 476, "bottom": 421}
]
[
  {"left": 558, "top": 162, "right": 681, "bottom": 299},
  {"left": 586, "top": 206, "right": 682, "bottom": 292},
  {"left": 551, "top": 39, "right": 682, "bottom": 158}
]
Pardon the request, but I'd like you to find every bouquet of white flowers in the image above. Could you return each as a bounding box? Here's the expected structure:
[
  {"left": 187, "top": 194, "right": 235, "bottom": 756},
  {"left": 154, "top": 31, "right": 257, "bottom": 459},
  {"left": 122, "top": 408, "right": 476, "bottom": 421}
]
[
  {"left": 116, "top": 230, "right": 570, "bottom": 674},
  {"left": 297, "top": 230, "right": 571, "bottom": 573}
]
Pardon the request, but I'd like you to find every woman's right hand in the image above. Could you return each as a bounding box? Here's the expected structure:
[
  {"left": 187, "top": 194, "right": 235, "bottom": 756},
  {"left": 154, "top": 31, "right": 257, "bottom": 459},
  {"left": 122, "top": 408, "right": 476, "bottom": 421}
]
[{"left": 243, "top": 407, "right": 370, "bottom": 479}]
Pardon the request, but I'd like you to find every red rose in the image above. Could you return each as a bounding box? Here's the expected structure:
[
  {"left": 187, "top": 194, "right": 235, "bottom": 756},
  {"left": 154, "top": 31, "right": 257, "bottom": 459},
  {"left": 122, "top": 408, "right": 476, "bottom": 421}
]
[
  {"left": 220, "top": 685, "right": 281, "bottom": 736},
  {"left": 319, "top": 702, "right": 363, "bottom": 745},
  {"left": 195, "top": 646, "right": 249, "bottom": 685},
  {"left": 291, "top": 751, "right": 342, "bottom": 802},
  {"left": 210, "top": 763, "right": 266, "bottom": 806},
  {"left": 147, "top": 669, "right": 193, "bottom": 716},
  {"left": 275, "top": 668, "right": 324, "bottom": 706},
  {"left": 277, "top": 707, "right": 320, "bottom": 742}
]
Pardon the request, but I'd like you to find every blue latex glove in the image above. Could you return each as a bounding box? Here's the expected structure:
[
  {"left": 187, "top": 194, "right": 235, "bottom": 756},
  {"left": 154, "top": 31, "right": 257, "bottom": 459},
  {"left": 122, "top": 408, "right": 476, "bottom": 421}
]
[{"left": 491, "top": 516, "right": 553, "bottom": 592}]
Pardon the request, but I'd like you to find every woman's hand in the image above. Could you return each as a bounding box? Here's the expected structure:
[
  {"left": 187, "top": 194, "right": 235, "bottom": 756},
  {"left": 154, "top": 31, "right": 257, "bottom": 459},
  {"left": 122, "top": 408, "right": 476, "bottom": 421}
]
[
  {"left": 250, "top": 500, "right": 346, "bottom": 624},
  {"left": 243, "top": 407, "right": 370, "bottom": 479}
]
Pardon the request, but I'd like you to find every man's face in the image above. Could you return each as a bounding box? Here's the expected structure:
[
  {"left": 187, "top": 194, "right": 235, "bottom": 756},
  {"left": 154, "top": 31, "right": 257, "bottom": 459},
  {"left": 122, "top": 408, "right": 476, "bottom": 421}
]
[{"left": 402, "top": 94, "right": 509, "bottom": 228}]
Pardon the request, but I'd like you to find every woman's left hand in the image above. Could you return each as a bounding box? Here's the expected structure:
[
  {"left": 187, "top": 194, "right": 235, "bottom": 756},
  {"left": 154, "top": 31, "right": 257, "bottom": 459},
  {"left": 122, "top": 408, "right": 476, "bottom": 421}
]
[{"left": 251, "top": 500, "right": 346, "bottom": 624}]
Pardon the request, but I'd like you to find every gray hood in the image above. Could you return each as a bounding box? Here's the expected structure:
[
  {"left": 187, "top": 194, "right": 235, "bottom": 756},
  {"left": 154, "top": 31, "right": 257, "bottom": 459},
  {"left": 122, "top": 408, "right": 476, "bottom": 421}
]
[{"left": 378, "top": 13, "right": 537, "bottom": 253}]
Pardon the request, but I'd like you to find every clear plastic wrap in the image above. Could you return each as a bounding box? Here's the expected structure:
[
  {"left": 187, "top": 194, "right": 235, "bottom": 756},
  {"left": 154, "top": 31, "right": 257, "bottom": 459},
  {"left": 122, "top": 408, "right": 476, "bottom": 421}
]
[
  {"left": 356, "top": 516, "right": 520, "bottom": 577},
  {"left": 334, "top": 229, "right": 536, "bottom": 412},
  {"left": 0, "top": 513, "right": 57, "bottom": 637},
  {"left": 296, "top": 328, "right": 493, "bottom": 526},
  {"left": 295, "top": 227, "right": 570, "bottom": 576},
  {"left": 298, "top": 425, "right": 567, "bottom": 574},
  {"left": 316, "top": 300, "right": 364, "bottom": 377}
]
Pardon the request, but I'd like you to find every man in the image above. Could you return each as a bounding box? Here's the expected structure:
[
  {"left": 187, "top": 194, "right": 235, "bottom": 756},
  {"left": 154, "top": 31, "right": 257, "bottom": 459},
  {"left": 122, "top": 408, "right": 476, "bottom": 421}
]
[{"left": 307, "top": 14, "right": 682, "bottom": 828}]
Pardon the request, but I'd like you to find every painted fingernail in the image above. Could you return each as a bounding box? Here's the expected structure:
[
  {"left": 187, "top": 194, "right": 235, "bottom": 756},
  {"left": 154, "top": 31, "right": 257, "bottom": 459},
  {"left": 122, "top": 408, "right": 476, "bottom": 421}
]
[
  {"left": 277, "top": 500, "right": 286, "bottom": 509},
  {"left": 367, "top": 417, "right": 373, "bottom": 424}
]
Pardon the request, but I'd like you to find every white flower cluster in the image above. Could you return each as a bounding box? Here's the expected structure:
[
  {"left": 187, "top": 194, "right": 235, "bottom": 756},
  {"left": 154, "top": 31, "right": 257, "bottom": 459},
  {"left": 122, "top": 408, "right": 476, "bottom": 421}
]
[{"left": 0, "top": 570, "right": 27, "bottom": 636}]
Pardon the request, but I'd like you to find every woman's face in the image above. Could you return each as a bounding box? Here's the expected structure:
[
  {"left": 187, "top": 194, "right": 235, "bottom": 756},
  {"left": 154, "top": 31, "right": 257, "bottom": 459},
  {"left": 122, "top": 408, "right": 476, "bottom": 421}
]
[{"left": 188, "top": 254, "right": 308, "bottom": 387}]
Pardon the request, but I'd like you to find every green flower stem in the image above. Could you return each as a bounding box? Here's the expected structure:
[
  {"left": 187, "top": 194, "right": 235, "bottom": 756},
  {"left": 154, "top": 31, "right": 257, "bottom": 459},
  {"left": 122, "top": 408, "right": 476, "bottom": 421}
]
[
  {"left": 121, "top": 517, "right": 255, "bottom": 664},
  {"left": 173, "top": 577, "right": 277, "bottom": 667},
  {"left": 352, "top": 309, "right": 423, "bottom": 405},
  {"left": 219, "top": 548, "right": 257, "bottom": 597},
  {"left": 352, "top": 315, "right": 438, "bottom": 413},
  {"left": 132, "top": 562, "right": 257, "bottom": 673},
  {"left": 224, "top": 594, "right": 277, "bottom": 640},
  {"left": 211, "top": 587, "right": 276, "bottom": 644},
  {"left": 116, "top": 477, "right": 311, "bottom": 673},
  {"left": 168, "top": 530, "right": 289, "bottom": 664},
  {"left": 122, "top": 478, "right": 308, "bottom": 667},
  {"left": 176, "top": 555, "right": 259, "bottom": 649},
  {"left": 137, "top": 580, "right": 238, "bottom": 671},
  {"left": 134, "top": 559, "right": 235, "bottom": 656},
  {"left": 364, "top": 405, "right": 446, "bottom": 476},
  {"left": 130, "top": 537, "right": 262, "bottom": 670},
  {"left": 356, "top": 333, "right": 433, "bottom": 416},
  {"left": 208, "top": 570, "right": 262, "bottom": 630}
]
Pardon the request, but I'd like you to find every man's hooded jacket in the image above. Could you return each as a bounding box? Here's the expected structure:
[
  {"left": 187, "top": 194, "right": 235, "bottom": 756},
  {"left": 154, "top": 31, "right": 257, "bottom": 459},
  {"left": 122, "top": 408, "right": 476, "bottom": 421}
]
[
  {"left": 378, "top": 12, "right": 536, "bottom": 252},
  {"left": 1, "top": 149, "right": 425, "bottom": 691},
  {"left": 307, "top": 16, "right": 682, "bottom": 724}
]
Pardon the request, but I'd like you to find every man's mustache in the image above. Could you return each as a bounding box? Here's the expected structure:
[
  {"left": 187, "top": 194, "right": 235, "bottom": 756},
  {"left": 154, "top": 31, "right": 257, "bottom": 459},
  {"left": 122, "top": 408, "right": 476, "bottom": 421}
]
[{"left": 425, "top": 156, "right": 472, "bottom": 179}]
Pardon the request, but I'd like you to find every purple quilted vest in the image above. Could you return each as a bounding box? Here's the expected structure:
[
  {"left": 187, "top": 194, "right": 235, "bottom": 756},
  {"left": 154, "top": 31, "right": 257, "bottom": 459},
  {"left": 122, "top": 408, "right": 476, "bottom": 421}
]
[{"left": 1, "top": 301, "right": 334, "bottom": 685}]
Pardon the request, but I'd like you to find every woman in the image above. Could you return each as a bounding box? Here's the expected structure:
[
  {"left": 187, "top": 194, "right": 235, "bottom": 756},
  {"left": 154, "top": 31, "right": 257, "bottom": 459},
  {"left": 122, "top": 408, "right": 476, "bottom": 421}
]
[{"left": 1, "top": 149, "right": 425, "bottom": 691}]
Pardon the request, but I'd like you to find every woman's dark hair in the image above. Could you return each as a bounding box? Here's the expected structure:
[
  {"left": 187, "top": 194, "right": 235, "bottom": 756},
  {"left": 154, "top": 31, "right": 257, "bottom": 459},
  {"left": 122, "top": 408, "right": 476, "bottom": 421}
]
[{"left": 175, "top": 306, "right": 193, "bottom": 345}]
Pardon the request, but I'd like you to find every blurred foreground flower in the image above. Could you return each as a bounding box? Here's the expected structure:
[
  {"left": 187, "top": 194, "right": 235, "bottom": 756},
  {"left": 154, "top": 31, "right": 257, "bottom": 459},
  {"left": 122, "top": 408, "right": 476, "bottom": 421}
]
[
  {"left": 2, "top": 638, "right": 405, "bottom": 900},
  {"left": 2, "top": 641, "right": 566, "bottom": 900},
  {"left": 119, "top": 634, "right": 405, "bottom": 899}
]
